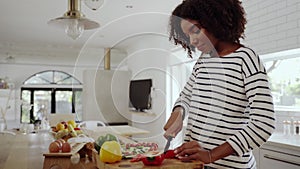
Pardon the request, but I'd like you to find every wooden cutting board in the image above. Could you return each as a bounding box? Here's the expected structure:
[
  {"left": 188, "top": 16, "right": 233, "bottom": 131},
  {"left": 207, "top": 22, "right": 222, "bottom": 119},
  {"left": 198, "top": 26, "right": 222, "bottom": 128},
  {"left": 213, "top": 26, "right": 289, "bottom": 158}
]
[
  {"left": 43, "top": 142, "right": 85, "bottom": 157},
  {"left": 97, "top": 159, "right": 204, "bottom": 169}
]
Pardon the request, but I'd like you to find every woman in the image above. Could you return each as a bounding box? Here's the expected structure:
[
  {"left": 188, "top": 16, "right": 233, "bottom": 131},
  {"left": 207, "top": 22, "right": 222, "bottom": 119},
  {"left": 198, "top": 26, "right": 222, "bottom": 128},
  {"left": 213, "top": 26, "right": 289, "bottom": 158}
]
[{"left": 163, "top": 0, "right": 275, "bottom": 168}]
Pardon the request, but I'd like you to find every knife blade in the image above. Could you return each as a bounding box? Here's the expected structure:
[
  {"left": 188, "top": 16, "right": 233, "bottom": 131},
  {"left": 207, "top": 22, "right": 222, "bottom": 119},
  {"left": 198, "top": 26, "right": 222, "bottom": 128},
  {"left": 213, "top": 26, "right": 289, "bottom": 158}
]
[{"left": 163, "top": 136, "right": 173, "bottom": 153}]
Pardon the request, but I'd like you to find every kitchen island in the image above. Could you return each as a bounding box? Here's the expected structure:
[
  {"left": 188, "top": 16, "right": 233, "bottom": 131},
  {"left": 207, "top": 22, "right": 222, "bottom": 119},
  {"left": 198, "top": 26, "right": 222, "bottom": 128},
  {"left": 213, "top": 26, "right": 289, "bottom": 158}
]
[
  {"left": 0, "top": 130, "right": 203, "bottom": 169},
  {"left": 0, "top": 125, "right": 149, "bottom": 169}
]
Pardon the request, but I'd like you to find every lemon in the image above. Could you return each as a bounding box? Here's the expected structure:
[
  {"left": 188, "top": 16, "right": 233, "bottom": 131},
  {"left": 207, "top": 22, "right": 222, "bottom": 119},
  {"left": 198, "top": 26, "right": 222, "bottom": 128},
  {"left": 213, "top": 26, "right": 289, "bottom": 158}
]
[{"left": 99, "top": 141, "right": 122, "bottom": 163}]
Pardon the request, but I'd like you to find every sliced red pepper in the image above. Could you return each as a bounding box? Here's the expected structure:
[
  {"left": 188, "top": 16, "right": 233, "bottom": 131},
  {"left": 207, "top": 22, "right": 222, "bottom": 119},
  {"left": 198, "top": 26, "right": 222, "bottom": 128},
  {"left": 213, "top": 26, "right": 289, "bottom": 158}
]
[{"left": 130, "top": 154, "right": 145, "bottom": 162}]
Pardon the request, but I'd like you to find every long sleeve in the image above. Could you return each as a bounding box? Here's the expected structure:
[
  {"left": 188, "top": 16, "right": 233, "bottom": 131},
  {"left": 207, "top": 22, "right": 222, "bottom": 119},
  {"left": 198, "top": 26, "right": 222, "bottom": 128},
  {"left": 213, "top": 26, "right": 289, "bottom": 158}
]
[{"left": 227, "top": 48, "right": 275, "bottom": 156}]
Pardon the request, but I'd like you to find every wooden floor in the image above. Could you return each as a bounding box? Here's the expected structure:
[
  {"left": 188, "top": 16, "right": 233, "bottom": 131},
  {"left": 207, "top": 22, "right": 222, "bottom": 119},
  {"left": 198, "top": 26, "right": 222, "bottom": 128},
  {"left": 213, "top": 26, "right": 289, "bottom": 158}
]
[{"left": 0, "top": 131, "right": 53, "bottom": 169}]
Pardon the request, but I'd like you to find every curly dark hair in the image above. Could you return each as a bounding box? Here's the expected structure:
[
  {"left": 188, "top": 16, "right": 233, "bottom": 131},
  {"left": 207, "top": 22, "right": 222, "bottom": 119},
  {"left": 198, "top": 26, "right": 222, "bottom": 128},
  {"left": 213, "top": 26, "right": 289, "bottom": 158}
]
[{"left": 169, "top": 0, "right": 247, "bottom": 58}]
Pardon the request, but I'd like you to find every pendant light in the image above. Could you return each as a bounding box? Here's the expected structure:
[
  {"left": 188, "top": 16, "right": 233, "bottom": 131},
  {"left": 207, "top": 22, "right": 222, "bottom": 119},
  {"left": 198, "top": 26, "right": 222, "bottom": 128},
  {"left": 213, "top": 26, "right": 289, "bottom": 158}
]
[{"left": 48, "top": 0, "right": 100, "bottom": 40}]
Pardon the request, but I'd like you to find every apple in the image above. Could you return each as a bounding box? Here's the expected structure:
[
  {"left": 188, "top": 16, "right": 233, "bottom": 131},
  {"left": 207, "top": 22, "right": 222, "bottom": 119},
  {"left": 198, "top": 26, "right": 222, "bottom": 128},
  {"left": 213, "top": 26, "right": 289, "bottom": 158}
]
[
  {"left": 56, "top": 123, "right": 65, "bottom": 131},
  {"left": 61, "top": 121, "right": 68, "bottom": 129},
  {"left": 49, "top": 141, "right": 60, "bottom": 153},
  {"left": 62, "top": 142, "right": 71, "bottom": 153},
  {"left": 55, "top": 139, "right": 66, "bottom": 150}
]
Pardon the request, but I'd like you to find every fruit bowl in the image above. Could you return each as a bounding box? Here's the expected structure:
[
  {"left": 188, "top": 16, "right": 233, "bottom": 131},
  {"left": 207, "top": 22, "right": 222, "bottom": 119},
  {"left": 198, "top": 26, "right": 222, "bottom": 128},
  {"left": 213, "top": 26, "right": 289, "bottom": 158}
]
[{"left": 50, "top": 120, "right": 83, "bottom": 141}]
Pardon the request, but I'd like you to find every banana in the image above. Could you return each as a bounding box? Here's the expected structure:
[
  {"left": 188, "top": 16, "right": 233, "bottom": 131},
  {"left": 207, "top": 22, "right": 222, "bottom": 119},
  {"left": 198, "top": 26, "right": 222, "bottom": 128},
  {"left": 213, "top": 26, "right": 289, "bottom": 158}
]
[
  {"left": 55, "top": 129, "right": 69, "bottom": 139},
  {"left": 68, "top": 124, "right": 77, "bottom": 137}
]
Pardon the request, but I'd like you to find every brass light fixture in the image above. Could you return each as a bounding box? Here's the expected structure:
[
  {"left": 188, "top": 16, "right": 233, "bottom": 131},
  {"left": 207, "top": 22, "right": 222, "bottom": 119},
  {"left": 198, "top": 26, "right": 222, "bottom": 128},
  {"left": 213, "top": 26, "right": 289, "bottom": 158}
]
[{"left": 48, "top": 0, "right": 100, "bottom": 40}]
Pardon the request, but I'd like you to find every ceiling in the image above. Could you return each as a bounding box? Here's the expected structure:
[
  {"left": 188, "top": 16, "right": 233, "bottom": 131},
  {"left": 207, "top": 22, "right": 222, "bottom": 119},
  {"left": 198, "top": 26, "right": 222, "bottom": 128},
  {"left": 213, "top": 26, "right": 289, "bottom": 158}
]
[{"left": 0, "top": 0, "right": 181, "bottom": 65}]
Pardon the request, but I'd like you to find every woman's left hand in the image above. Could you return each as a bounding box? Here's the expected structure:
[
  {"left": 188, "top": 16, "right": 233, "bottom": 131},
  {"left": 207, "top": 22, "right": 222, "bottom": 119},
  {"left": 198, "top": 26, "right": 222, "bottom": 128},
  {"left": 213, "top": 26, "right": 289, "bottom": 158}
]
[{"left": 174, "top": 141, "right": 211, "bottom": 164}]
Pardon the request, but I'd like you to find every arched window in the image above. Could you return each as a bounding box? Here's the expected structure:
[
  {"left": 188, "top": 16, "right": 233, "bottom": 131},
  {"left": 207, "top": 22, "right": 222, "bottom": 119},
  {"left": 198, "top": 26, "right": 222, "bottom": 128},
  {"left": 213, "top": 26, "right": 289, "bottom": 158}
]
[
  {"left": 23, "top": 70, "right": 81, "bottom": 85},
  {"left": 21, "top": 70, "right": 82, "bottom": 124}
]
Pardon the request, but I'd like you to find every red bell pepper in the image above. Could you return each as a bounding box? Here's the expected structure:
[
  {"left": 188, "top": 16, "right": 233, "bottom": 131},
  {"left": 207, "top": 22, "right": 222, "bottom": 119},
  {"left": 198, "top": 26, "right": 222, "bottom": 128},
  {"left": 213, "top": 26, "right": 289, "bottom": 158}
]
[
  {"left": 141, "top": 154, "right": 165, "bottom": 166},
  {"left": 164, "top": 150, "right": 176, "bottom": 159}
]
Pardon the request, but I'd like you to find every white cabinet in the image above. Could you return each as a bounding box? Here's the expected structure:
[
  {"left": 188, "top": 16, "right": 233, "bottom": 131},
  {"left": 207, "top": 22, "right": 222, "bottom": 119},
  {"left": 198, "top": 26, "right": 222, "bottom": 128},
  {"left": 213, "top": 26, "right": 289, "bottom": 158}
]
[{"left": 259, "top": 142, "right": 300, "bottom": 169}]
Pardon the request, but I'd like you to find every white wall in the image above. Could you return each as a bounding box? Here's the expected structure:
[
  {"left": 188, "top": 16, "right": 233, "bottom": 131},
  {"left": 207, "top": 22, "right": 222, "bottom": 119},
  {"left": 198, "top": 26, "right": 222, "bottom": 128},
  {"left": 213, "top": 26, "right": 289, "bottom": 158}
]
[
  {"left": 124, "top": 34, "right": 174, "bottom": 149},
  {"left": 82, "top": 69, "right": 131, "bottom": 124},
  {"left": 0, "top": 49, "right": 127, "bottom": 128}
]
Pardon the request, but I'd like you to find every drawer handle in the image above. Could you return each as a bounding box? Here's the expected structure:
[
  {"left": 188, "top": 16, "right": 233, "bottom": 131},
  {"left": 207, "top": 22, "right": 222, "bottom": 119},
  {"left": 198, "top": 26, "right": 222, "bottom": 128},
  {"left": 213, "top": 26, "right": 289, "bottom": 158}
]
[{"left": 264, "top": 154, "right": 300, "bottom": 166}]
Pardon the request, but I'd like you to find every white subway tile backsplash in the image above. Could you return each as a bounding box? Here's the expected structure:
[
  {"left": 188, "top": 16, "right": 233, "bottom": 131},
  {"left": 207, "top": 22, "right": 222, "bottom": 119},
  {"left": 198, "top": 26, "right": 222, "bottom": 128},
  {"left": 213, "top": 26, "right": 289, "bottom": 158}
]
[
  {"left": 243, "top": 0, "right": 258, "bottom": 8},
  {"left": 270, "top": 16, "right": 287, "bottom": 26},
  {"left": 243, "top": 0, "right": 300, "bottom": 54},
  {"left": 287, "top": 12, "right": 300, "bottom": 22},
  {"left": 270, "top": 1, "right": 287, "bottom": 12},
  {"left": 259, "top": 12, "right": 278, "bottom": 23},
  {"left": 259, "top": 28, "right": 277, "bottom": 39},
  {"left": 277, "top": 36, "right": 297, "bottom": 47},
  {"left": 286, "top": 28, "right": 300, "bottom": 38},
  {"left": 259, "top": 0, "right": 279, "bottom": 10},
  {"left": 277, "top": 20, "right": 297, "bottom": 32},
  {"left": 286, "top": 0, "right": 299, "bottom": 7},
  {"left": 276, "top": 5, "right": 297, "bottom": 16},
  {"left": 268, "top": 32, "right": 286, "bottom": 41}
]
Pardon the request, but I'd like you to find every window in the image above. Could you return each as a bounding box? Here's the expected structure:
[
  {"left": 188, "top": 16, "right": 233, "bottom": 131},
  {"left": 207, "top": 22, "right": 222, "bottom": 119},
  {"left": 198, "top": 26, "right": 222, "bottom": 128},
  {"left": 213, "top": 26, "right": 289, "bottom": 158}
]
[
  {"left": 262, "top": 48, "right": 300, "bottom": 112},
  {"left": 21, "top": 70, "right": 82, "bottom": 123}
]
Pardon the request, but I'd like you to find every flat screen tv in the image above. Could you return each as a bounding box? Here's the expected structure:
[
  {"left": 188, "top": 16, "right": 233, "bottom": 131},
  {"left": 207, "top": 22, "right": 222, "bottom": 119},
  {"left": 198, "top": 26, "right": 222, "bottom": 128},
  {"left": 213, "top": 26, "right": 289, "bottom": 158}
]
[{"left": 129, "top": 79, "right": 152, "bottom": 112}]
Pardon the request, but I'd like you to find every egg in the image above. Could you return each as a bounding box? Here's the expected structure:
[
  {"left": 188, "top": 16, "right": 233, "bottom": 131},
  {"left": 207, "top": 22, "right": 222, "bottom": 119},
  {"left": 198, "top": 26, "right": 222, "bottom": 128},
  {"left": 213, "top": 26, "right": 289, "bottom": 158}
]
[{"left": 49, "top": 141, "right": 60, "bottom": 153}]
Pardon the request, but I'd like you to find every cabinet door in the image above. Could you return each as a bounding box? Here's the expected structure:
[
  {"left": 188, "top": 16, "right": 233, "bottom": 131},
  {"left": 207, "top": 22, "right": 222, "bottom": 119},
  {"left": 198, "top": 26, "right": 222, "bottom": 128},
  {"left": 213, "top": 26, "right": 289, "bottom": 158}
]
[{"left": 260, "top": 149, "right": 300, "bottom": 169}]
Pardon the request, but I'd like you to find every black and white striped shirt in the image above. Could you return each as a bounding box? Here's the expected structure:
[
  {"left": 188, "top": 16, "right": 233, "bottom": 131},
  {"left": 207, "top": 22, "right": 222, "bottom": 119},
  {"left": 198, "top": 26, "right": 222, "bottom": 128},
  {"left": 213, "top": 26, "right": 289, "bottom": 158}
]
[{"left": 174, "top": 47, "right": 275, "bottom": 169}]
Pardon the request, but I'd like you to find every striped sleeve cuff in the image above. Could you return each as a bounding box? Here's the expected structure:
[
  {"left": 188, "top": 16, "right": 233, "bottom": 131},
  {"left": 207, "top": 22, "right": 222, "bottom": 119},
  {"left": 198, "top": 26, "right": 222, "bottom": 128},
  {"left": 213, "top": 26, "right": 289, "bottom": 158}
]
[
  {"left": 227, "top": 135, "right": 245, "bottom": 157},
  {"left": 173, "top": 101, "right": 189, "bottom": 120}
]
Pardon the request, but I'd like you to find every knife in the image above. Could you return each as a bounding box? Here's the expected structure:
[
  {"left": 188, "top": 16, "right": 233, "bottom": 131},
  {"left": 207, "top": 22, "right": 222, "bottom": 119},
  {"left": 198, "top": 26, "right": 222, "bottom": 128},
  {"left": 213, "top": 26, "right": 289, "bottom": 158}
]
[{"left": 163, "top": 136, "right": 173, "bottom": 153}]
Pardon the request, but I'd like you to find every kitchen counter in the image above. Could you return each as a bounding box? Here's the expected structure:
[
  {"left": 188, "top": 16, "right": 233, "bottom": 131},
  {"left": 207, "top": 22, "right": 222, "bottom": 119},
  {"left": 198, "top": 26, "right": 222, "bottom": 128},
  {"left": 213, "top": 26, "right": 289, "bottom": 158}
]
[
  {"left": 0, "top": 125, "right": 149, "bottom": 169},
  {"left": 99, "top": 159, "right": 203, "bottom": 169},
  {"left": 262, "top": 132, "right": 300, "bottom": 155}
]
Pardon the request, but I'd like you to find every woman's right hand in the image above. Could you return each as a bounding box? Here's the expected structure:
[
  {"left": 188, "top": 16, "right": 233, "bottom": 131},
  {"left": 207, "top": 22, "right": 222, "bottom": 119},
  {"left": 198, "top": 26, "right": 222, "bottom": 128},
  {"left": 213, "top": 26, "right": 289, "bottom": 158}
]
[{"left": 163, "top": 107, "right": 183, "bottom": 138}]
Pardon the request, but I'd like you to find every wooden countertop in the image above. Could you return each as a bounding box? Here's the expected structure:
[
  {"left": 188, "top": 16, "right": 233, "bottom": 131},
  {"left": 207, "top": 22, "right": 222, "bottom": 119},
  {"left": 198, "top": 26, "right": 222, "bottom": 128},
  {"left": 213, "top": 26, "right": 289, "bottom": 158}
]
[
  {"left": 0, "top": 125, "right": 149, "bottom": 169},
  {"left": 99, "top": 159, "right": 204, "bottom": 169},
  {"left": 0, "top": 130, "right": 204, "bottom": 169}
]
